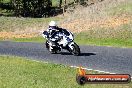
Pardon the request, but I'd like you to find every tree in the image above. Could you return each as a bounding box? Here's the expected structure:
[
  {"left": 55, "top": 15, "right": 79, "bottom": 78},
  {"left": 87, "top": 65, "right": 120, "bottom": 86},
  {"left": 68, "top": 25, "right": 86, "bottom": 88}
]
[{"left": 11, "top": 0, "right": 52, "bottom": 17}]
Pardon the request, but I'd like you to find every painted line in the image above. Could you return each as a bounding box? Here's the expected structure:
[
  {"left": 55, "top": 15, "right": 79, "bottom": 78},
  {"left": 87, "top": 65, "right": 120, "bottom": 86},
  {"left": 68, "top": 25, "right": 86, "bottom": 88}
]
[
  {"left": 18, "top": 59, "right": 132, "bottom": 79},
  {"left": 27, "top": 59, "right": 49, "bottom": 64},
  {"left": 70, "top": 65, "right": 116, "bottom": 74},
  {"left": 70, "top": 65, "right": 132, "bottom": 77}
]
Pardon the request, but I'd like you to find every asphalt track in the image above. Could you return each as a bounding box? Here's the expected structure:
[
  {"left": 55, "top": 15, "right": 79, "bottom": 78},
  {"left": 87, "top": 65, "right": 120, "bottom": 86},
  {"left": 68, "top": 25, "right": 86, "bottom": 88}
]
[{"left": 0, "top": 41, "right": 132, "bottom": 75}]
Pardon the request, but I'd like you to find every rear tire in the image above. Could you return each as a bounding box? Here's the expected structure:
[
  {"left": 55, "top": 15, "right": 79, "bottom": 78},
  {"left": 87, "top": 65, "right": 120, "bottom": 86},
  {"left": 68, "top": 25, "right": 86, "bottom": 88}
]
[{"left": 50, "top": 50, "right": 57, "bottom": 54}]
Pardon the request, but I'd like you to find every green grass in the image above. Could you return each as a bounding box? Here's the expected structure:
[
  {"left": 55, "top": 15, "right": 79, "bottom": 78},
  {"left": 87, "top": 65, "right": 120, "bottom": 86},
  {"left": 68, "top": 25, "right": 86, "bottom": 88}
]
[
  {"left": 12, "top": 36, "right": 45, "bottom": 43},
  {"left": 75, "top": 21, "right": 132, "bottom": 47},
  {"left": 9, "top": 36, "right": 132, "bottom": 48},
  {"left": 74, "top": 0, "right": 132, "bottom": 48},
  {"left": 0, "top": 55, "right": 131, "bottom": 88},
  {"left": 0, "top": 0, "right": 10, "bottom": 3},
  {"left": 8, "top": 22, "right": 132, "bottom": 48},
  {"left": 75, "top": 37, "right": 132, "bottom": 48}
]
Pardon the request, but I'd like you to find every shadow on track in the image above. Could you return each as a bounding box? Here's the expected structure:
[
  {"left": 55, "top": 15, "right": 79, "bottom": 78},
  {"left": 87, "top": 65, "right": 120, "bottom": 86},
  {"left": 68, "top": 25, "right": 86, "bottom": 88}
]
[
  {"left": 79, "top": 53, "right": 96, "bottom": 56},
  {"left": 61, "top": 52, "right": 96, "bottom": 56},
  {"left": 61, "top": 52, "right": 72, "bottom": 55}
]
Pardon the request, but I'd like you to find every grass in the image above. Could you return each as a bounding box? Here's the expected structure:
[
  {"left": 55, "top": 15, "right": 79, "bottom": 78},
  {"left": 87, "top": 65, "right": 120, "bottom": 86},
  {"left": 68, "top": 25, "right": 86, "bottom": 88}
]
[
  {"left": 9, "top": 35, "right": 132, "bottom": 48},
  {"left": 12, "top": 36, "right": 45, "bottom": 43},
  {"left": 0, "top": 16, "right": 63, "bottom": 32},
  {"left": 0, "top": 55, "right": 131, "bottom": 88},
  {"left": 107, "top": 1, "right": 132, "bottom": 16},
  {"left": 7, "top": 22, "right": 132, "bottom": 48},
  {"left": 0, "top": 0, "right": 10, "bottom": 3},
  {"left": 4, "top": 22, "right": 131, "bottom": 48},
  {"left": 0, "top": 0, "right": 132, "bottom": 48},
  {"left": 74, "top": 22, "right": 132, "bottom": 47},
  {"left": 75, "top": 37, "right": 132, "bottom": 48}
]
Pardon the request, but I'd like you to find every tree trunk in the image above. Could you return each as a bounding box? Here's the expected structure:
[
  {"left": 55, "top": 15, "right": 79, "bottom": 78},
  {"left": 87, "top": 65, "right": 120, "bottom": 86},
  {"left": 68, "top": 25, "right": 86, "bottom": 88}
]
[
  {"left": 63, "top": 0, "right": 66, "bottom": 13},
  {"left": 59, "top": 0, "right": 62, "bottom": 8}
]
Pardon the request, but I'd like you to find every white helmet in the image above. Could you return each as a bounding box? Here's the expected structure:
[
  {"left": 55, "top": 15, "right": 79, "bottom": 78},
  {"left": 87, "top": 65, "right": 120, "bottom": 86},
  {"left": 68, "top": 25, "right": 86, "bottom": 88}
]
[{"left": 49, "top": 21, "right": 57, "bottom": 26}]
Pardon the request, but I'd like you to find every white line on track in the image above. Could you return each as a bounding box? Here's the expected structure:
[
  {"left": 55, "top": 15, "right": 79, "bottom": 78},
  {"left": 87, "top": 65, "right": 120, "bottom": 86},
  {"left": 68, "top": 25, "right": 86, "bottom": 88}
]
[
  {"left": 23, "top": 59, "right": 132, "bottom": 79},
  {"left": 71, "top": 65, "right": 116, "bottom": 74}
]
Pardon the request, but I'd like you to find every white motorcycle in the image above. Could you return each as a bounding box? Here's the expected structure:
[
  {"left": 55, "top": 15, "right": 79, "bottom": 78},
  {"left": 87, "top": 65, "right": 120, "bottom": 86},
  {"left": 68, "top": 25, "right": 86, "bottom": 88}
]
[{"left": 43, "top": 30, "right": 80, "bottom": 56}]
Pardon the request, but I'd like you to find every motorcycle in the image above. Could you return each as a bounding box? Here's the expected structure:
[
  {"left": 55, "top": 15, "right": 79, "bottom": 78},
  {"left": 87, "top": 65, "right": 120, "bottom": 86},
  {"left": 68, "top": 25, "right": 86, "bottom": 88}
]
[{"left": 43, "top": 30, "right": 80, "bottom": 56}]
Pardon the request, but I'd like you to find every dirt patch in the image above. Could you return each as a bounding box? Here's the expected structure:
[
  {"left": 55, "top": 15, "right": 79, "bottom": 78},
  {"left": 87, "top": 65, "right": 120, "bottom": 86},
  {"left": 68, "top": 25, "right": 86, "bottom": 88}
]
[
  {"left": 60, "top": 14, "right": 132, "bottom": 33},
  {"left": 100, "top": 14, "right": 132, "bottom": 28}
]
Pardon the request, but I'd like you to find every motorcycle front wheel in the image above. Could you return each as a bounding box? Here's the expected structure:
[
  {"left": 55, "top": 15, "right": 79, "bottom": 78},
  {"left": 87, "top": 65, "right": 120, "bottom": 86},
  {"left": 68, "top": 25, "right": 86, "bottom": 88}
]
[{"left": 69, "top": 42, "right": 80, "bottom": 56}]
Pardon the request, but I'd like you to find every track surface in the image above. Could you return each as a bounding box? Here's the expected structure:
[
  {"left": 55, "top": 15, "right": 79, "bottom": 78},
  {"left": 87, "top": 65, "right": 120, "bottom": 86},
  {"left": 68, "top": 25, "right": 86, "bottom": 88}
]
[{"left": 0, "top": 41, "right": 132, "bottom": 75}]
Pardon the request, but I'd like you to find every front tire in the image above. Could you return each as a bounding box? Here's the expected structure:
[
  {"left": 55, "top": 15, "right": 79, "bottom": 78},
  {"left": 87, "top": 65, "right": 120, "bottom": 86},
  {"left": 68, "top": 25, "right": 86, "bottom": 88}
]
[
  {"left": 69, "top": 42, "right": 80, "bottom": 56},
  {"left": 45, "top": 40, "right": 49, "bottom": 50}
]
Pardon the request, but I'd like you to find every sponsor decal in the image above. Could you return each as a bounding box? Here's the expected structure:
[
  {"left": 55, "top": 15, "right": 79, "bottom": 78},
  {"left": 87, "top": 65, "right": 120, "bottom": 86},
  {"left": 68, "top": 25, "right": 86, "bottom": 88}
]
[{"left": 76, "top": 67, "right": 131, "bottom": 85}]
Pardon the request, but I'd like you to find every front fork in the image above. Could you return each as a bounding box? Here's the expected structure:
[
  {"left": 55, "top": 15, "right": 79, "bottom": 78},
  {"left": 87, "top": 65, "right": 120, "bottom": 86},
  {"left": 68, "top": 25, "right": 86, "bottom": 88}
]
[
  {"left": 68, "top": 42, "right": 74, "bottom": 50},
  {"left": 46, "top": 41, "right": 61, "bottom": 52},
  {"left": 45, "top": 40, "right": 53, "bottom": 51}
]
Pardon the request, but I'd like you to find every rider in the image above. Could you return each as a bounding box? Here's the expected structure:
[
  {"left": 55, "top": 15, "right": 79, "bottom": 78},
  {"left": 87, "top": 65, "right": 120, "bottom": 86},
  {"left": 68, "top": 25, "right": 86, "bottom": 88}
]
[{"left": 43, "top": 21, "right": 73, "bottom": 42}]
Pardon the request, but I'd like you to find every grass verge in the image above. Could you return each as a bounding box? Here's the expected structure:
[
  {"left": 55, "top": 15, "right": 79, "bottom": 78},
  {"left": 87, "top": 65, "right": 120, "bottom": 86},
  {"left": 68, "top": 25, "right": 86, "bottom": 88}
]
[
  {"left": 0, "top": 55, "right": 131, "bottom": 88},
  {"left": 0, "top": 16, "right": 63, "bottom": 32},
  {"left": 8, "top": 35, "right": 132, "bottom": 48},
  {"left": 75, "top": 37, "right": 132, "bottom": 48},
  {"left": 6, "top": 22, "right": 132, "bottom": 48},
  {"left": 11, "top": 36, "right": 45, "bottom": 43}
]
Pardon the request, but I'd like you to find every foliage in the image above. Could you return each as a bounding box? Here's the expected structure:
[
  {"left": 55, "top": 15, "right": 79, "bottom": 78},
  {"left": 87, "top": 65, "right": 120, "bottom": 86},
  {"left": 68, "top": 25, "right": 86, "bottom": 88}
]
[{"left": 11, "top": 0, "right": 52, "bottom": 17}]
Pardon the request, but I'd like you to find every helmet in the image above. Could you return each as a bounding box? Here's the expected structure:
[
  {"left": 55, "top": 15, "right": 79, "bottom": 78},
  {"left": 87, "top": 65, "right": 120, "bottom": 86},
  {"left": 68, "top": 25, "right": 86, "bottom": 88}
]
[{"left": 49, "top": 21, "right": 57, "bottom": 27}]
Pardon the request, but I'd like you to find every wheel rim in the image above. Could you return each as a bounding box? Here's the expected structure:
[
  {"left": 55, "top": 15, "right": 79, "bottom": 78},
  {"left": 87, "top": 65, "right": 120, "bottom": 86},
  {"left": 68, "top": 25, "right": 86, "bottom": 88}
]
[{"left": 71, "top": 45, "right": 79, "bottom": 55}]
